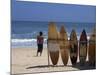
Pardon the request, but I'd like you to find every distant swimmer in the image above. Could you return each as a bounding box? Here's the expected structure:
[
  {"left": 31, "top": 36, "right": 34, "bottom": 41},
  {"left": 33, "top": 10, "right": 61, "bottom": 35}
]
[{"left": 36, "top": 31, "right": 44, "bottom": 56}]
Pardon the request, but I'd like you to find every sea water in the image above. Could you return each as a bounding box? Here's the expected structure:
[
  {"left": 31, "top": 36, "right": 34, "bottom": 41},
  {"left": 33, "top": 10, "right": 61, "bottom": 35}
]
[{"left": 11, "top": 21, "right": 95, "bottom": 48}]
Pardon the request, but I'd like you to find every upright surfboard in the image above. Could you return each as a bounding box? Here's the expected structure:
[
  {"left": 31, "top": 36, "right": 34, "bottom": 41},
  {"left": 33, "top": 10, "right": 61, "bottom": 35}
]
[
  {"left": 89, "top": 28, "right": 96, "bottom": 66},
  {"left": 79, "top": 29, "right": 87, "bottom": 65},
  {"left": 70, "top": 29, "right": 78, "bottom": 65},
  {"left": 48, "top": 22, "right": 60, "bottom": 65},
  {"left": 59, "top": 26, "right": 69, "bottom": 66}
]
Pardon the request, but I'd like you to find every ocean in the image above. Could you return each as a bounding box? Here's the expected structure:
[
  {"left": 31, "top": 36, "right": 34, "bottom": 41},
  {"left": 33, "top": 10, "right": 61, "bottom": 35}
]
[{"left": 11, "top": 21, "right": 95, "bottom": 48}]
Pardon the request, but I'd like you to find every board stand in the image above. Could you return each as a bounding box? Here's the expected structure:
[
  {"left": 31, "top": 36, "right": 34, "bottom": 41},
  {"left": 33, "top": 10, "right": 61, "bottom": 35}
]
[
  {"left": 47, "top": 39, "right": 50, "bottom": 67},
  {"left": 47, "top": 48, "right": 50, "bottom": 67}
]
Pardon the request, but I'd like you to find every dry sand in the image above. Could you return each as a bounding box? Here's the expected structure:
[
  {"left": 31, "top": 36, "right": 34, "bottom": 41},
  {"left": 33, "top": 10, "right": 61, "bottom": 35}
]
[{"left": 11, "top": 47, "right": 94, "bottom": 74}]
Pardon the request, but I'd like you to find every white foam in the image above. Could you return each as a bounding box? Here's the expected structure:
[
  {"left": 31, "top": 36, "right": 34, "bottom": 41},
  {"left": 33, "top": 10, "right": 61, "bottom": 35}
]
[
  {"left": 11, "top": 39, "right": 36, "bottom": 43},
  {"left": 12, "top": 38, "right": 47, "bottom": 42}
]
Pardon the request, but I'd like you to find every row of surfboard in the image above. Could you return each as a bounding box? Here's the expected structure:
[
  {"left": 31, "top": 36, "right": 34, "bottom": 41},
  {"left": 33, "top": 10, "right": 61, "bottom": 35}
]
[{"left": 47, "top": 22, "right": 96, "bottom": 66}]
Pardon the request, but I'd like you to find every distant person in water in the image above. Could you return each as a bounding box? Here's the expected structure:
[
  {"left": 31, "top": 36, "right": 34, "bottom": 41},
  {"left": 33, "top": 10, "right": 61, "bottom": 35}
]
[{"left": 37, "top": 31, "right": 44, "bottom": 56}]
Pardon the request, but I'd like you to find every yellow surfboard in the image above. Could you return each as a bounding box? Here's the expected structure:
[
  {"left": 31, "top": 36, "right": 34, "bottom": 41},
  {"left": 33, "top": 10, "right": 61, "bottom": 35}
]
[
  {"left": 48, "top": 22, "right": 60, "bottom": 65},
  {"left": 59, "top": 25, "right": 69, "bottom": 66}
]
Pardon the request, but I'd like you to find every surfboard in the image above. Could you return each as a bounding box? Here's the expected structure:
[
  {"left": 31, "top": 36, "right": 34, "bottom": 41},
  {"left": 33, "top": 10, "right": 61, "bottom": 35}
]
[
  {"left": 48, "top": 22, "right": 60, "bottom": 65},
  {"left": 70, "top": 29, "right": 78, "bottom": 65},
  {"left": 59, "top": 25, "right": 69, "bottom": 66},
  {"left": 89, "top": 28, "right": 96, "bottom": 66},
  {"left": 79, "top": 29, "right": 87, "bottom": 65}
]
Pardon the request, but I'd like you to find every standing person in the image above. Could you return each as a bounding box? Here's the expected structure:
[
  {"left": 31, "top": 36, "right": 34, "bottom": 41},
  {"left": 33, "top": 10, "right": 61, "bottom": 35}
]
[{"left": 37, "top": 31, "right": 44, "bottom": 56}]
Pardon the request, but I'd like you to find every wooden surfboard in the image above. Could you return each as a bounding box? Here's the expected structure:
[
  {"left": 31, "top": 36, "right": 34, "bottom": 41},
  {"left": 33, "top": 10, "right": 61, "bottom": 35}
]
[
  {"left": 79, "top": 29, "right": 87, "bottom": 65},
  {"left": 89, "top": 28, "right": 96, "bottom": 66},
  {"left": 59, "top": 25, "right": 69, "bottom": 66},
  {"left": 48, "top": 22, "right": 60, "bottom": 65},
  {"left": 70, "top": 29, "right": 78, "bottom": 65}
]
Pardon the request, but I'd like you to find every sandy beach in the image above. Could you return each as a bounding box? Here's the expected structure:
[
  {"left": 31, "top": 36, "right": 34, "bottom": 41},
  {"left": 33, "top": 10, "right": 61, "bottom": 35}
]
[{"left": 11, "top": 47, "right": 95, "bottom": 74}]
